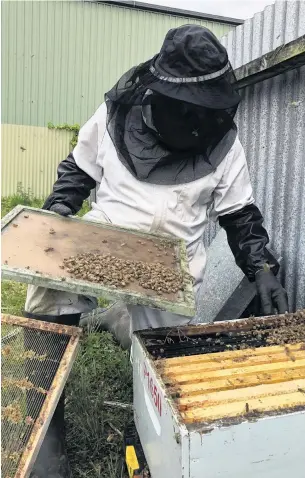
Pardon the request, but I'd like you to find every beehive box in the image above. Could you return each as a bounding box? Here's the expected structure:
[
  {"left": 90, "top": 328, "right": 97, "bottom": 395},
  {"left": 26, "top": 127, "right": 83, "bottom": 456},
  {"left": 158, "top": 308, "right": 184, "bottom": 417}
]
[
  {"left": 1, "top": 206, "right": 195, "bottom": 316},
  {"left": 132, "top": 311, "right": 305, "bottom": 478}
]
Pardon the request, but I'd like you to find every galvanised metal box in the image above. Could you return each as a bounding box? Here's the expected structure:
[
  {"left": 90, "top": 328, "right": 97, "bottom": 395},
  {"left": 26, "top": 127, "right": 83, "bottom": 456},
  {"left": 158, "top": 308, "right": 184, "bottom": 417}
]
[{"left": 132, "top": 313, "right": 305, "bottom": 478}]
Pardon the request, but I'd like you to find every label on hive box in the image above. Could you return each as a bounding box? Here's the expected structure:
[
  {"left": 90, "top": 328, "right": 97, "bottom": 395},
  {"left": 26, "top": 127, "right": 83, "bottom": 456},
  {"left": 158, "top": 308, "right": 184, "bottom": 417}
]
[{"left": 143, "top": 360, "right": 162, "bottom": 417}]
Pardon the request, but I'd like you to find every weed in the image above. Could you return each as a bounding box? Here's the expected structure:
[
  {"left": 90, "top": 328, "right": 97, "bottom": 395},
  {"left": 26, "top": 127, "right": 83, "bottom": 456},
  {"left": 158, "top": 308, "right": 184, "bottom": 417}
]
[
  {"left": 1, "top": 281, "right": 27, "bottom": 316},
  {"left": 66, "top": 331, "right": 132, "bottom": 477},
  {"left": 47, "top": 122, "right": 80, "bottom": 149},
  {"left": 77, "top": 200, "right": 91, "bottom": 217},
  {"left": 1, "top": 184, "right": 91, "bottom": 218},
  {"left": 1, "top": 183, "right": 43, "bottom": 217}
]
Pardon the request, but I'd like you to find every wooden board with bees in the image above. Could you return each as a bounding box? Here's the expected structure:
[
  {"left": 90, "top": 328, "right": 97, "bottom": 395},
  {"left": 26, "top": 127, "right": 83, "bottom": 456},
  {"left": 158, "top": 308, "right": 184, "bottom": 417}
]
[{"left": 1, "top": 206, "right": 195, "bottom": 316}]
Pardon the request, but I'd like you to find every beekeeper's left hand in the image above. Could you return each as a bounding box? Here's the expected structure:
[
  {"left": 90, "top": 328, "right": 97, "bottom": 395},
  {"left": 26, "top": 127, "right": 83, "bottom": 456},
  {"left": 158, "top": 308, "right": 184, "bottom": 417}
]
[{"left": 255, "top": 266, "right": 289, "bottom": 315}]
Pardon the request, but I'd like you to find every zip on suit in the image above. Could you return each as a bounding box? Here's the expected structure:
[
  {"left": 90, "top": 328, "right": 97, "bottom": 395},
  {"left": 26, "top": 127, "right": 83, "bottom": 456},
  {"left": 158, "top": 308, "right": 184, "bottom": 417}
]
[{"left": 25, "top": 102, "right": 278, "bottom": 330}]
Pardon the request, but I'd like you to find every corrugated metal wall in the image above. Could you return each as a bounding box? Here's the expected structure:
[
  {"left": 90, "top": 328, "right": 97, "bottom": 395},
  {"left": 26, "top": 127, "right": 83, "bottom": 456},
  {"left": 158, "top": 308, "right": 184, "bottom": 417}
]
[
  {"left": 1, "top": 0, "right": 233, "bottom": 127},
  {"left": 1, "top": 0, "right": 234, "bottom": 199},
  {"left": 204, "top": 1, "right": 305, "bottom": 310},
  {"left": 1, "top": 124, "right": 72, "bottom": 197}
]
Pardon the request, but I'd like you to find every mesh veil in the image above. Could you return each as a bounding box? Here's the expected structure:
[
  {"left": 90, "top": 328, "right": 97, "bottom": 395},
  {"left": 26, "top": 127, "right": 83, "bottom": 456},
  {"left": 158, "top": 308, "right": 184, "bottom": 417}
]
[{"left": 105, "top": 58, "right": 240, "bottom": 185}]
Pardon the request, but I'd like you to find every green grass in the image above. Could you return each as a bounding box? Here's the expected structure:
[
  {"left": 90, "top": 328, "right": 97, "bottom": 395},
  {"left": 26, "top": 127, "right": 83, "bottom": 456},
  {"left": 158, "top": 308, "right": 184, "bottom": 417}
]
[
  {"left": 66, "top": 332, "right": 132, "bottom": 477},
  {"left": 1, "top": 183, "right": 44, "bottom": 217},
  {"left": 1, "top": 184, "right": 90, "bottom": 218},
  {"left": 1, "top": 192, "right": 133, "bottom": 477},
  {"left": 1, "top": 281, "right": 27, "bottom": 316}
]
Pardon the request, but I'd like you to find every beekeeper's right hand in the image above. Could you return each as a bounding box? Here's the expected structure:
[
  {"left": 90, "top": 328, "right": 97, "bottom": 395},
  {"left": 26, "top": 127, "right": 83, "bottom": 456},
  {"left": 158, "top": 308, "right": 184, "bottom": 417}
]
[
  {"left": 42, "top": 153, "right": 96, "bottom": 215},
  {"left": 49, "top": 203, "right": 73, "bottom": 216}
]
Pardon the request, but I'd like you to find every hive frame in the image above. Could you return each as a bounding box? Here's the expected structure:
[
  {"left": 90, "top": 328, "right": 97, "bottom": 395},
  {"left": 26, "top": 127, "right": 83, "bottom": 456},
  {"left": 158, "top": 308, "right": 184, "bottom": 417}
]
[{"left": 1, "top": 314, "right": 82, "bottom": 478}]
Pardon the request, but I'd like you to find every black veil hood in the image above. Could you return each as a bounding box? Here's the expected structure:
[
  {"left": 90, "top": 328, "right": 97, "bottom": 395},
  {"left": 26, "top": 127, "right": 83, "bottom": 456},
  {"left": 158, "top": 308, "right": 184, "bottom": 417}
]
[{"left": 105, "top": 25, "right": 241, "bottom": 185}]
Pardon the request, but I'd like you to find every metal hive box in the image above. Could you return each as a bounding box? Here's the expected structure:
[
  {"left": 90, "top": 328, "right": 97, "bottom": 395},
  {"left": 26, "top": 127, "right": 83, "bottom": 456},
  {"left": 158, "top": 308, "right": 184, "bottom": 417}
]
[{"left": 132, "top": 312, "right": 305, "bottom": 478}]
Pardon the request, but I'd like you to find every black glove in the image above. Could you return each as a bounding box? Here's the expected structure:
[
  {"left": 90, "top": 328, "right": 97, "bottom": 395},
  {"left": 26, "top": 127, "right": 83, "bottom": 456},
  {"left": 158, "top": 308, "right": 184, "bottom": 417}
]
[
  {"left": 255, "top": 268, "right": 289, "bottom": 315},
  {"left": 43, "top": 153, "right": 96, "bottom": 215},
  {"left": 219, "top": 204, "right": 279, "bottom": 281},
  {"left": 49, "top": 203, "right": 72, "bottom": 216}
]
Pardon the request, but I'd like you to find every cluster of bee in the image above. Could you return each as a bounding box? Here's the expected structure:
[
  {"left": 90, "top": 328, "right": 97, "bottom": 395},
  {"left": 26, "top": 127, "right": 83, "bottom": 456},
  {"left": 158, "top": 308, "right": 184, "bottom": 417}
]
[
  {"left": 264, "top": 310, "right": 305, "bottom": 345},
  {"left": 62, "top": 252, "right": 184, "bottom": 295}
]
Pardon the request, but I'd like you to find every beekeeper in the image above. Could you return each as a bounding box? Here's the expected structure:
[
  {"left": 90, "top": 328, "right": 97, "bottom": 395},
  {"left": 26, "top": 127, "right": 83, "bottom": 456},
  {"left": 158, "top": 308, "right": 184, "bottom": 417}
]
[{"left": 24, "top": 25, "right": 288, "bottom": 477}]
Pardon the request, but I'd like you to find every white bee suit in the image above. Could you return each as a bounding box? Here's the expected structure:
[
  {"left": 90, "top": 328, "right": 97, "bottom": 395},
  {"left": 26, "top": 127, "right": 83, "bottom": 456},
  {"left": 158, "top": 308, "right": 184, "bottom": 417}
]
[{"left": 25, "top": 103, "right": 254, "bottom": 332}]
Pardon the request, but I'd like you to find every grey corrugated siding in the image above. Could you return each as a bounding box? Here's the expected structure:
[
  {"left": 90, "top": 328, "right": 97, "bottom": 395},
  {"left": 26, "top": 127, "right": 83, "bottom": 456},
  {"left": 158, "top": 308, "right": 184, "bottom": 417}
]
[{"left": 204, "top": 1, "right": 305, "bottom": 310}]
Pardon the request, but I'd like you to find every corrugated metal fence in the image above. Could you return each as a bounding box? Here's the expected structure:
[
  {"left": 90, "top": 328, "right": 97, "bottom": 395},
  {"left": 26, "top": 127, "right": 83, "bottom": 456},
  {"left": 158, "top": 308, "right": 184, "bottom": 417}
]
[
  {"left": 1, "top": 0, "right": 233, "bottom": 127},
  {"left": 1, "top": 124, "right": 72, "bottom": 197},
  {"left": 204, "top": 1, "right": 305, "bottom": 310}
]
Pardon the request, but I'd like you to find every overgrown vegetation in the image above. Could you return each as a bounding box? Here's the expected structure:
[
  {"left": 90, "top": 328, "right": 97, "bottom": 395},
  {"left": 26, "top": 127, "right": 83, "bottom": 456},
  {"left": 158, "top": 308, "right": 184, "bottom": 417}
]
[
  {"left": 47, "top": 122, "right": 80, "bottom": 149},
  {"left": 1, "top": 183, "right": 44, "bottom": 217},
  {"left": 66, "top": 332, "right": 132, "bottom": 477},
  {"left": 1, "top": 189, "right": 133, "bottom": 477},
  {"left": 2, "top": 182, "right": 91, "bottom": 218}
]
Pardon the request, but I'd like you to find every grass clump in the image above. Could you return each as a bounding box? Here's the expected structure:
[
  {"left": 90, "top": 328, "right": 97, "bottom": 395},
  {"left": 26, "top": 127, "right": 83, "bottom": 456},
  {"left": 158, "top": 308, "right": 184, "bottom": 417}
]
[
  {"left": 1, "top": 182, "right": 91, "bottom": 218},
  {"left": 66, "top": 331, "right": 132, "bottom": 477},
  {"left": 1, "top": 281, "right": 27, "bottom": 316},
  {"left": 1, "top": 183, "right": 43, "bottom": 217}
]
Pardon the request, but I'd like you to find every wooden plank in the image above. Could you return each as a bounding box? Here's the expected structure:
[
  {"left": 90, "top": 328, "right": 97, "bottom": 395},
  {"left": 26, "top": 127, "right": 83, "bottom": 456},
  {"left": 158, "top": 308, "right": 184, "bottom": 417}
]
[
  {"left": 181, "top": 391, "right": 305, "bottom": 424},
  {"left": 1, "top": 313, "right": 82, "bottom": 337},
  {"left": 170, "top": 368, "right": 305, "bottom": 396},
  {"left": 138, "top": 313, "right": 305, "bottom": 341},
  {"left": 235, "top": 34, "right": 305, "bottom": 89},
  {"left": 177, "top": 379, "right": 305, "bottom": 409},
  {"left": 159, "top": 350, "right": 305, "bottom": 376},
  {"left": 156, "top": 343, "right": 304, "bottom": 368},
  {"left": 1, "top": 206, "right": 195, "bottom": 316},
  {"left": 162, "top": 359, "right": 305, "bottom": 385}
]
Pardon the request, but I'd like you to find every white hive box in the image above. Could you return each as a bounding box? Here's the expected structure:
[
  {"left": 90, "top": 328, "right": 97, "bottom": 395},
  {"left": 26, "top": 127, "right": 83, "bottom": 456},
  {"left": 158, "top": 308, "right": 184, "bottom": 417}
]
[{"left": 132, "top": 313, "right": 305, "bottom": 478}]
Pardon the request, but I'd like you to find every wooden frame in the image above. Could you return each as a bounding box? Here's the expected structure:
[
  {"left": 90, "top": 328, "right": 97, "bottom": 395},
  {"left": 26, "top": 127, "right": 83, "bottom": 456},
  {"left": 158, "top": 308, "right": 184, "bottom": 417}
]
[
  {"left": 1, "top": 206, "right": 195, "bottom": 317},
  {"left": 1, "top": 314, "right": 82, "bottom": 478}
]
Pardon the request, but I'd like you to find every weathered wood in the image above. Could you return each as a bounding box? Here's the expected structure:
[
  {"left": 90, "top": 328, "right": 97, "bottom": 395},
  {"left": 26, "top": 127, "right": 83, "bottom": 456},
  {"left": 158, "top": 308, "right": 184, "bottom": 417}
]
[
  {"left": 1, "top": 314, "right": 82, "bottom": 337},
  {"left": 155, "top": 343, "right": 303, "bottom": 367},
  {"left": 235, "top": 34, "right": 305, "bottom": 89},
  {"left": 170, "top": 368, "right": 305, "bottom": 395},
  {"left": 159, "top": 350, "right": 305, "bottom": 376},
  {"left": 13, "top": 326, "right": 81, "bottom": 478},
  {"left": 158, "top": 341, "right": 305, "bottom": 418},
  {"left": 181, "top": 391, "right": 305, "bottom": 424},
  {"left": 177, "top": 379, "right": 305, "bottom": 408},
  {"left": 163, "top": 359, "right": 305, "bottom": 385},
  {"left": 103, "top": 400, "right": 133, "bottom": 410}
]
